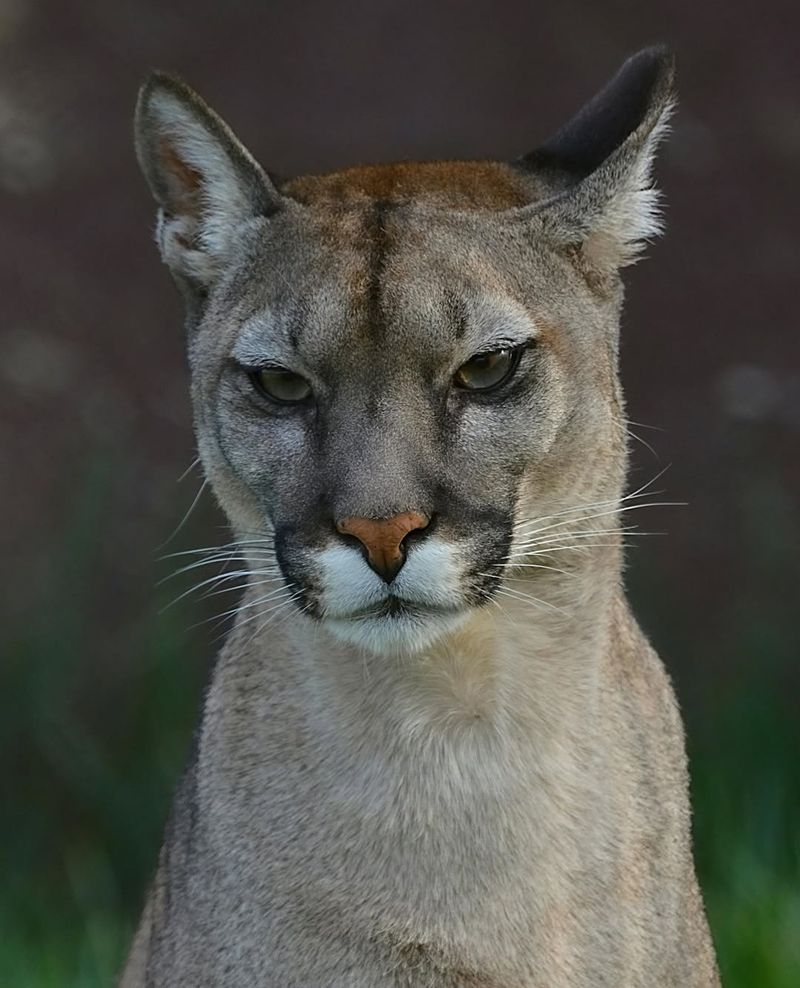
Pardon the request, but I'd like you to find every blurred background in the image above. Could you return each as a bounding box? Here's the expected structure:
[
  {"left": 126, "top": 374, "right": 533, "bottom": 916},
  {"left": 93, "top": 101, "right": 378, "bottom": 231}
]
[{"left": 1, "top": 1, "right": 798, "bottom": 984}]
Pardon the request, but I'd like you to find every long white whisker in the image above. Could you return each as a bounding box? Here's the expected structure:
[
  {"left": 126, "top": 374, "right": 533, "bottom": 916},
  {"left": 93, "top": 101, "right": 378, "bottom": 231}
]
[
  {"left": 160, "top": 567, "right": 264, "bottom": 612},
  {"left": 500, "top": 561, "right": 573, "bottom": 576},
  {"left": 158, "top": 479, "right": 209, "bottom": 550},
  {"left": 512, "top": 528, "right": 638, "bottom": 553},
  {"left": 218, "top": 584, "right": 293, "bottom": 621},
  {"left": 237, "top": 590, "right": 305, "bottom": 648},
  {"left": 512, "top": 488, "right": 653, "bottom": 533},
  {"left": 478, "top": 561, "right": 573, "bottom": 582},
  {"left": 197, "top": 586, "right": 296, "bottom": 634},
  {"left": 513, "top": 529, "right": 669, "bottom": 556},
  {"left": 209, "top": 589, "right": 302, "bottom": 647},
  {"left": 161, "top": 543, "right": 276, "bottom": 575},
  {"left": 506, "top": 542, "right": 632, "bottom": 559},
  {"left": 513, "top": 527, "right": 630, "bottom": 549},
  {"left": 513, "top": 495, "right": 681, "bottom": 539},
  {"left": 202, "top": 571, "right": 283, "bottom": 599},
  {"left": 626, "top": 419, "right": 665, "bottom": 433},
  {"left": 160, "top": 539, "right": 274, "bottom": 561},
  {"left": 626, "top": 427, "right": 659, "bottom": 460},
  {"left": 160, "top": 557, "right": 250, "bottom": 583},
  {"left": 503, "top": 565, "right": 575, "bottom": 577},
  {"left": 516, "top": 495, "right": 686, "bottom": 532},
  {"left": 494, "top": 586, "right": 568, "bottom": 616},
  {"left": 176, "top": 456, "right": 202, "bottom": 483},
  {"left": 512, "top": 466, "right": 675, "bottom": 535}
]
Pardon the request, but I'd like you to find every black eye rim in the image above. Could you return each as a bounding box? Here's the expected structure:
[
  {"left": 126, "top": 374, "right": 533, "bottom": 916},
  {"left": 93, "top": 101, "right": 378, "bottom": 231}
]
[
  {"left": 453, "top": 343, "right": 526, "bottom": 393},
  {"left": 238, "top": 362, "right": 313, "bottom": 406}
]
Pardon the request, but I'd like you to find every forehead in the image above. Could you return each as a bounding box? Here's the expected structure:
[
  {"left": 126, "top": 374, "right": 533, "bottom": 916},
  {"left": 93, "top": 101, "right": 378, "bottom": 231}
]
[
  {"left": 235, "top": 165, "right": 549, "bottom": 364},
  {"left": 236, "top": 212, "right": 534, "bottom": 372},
  {"left": 280, "top": 159, "right": 544, "bottom": 211}
]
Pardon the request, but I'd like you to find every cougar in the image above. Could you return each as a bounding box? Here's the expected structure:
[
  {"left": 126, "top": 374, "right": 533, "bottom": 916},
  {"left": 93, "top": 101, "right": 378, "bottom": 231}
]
[{"left": 121, "top": 46, "right": 719, "bottom": 987}]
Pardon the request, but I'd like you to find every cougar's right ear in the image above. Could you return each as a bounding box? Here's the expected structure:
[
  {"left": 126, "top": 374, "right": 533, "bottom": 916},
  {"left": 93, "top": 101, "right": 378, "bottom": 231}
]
[{"left": 135, "top": 73, "right": 283, "bottom": 285}]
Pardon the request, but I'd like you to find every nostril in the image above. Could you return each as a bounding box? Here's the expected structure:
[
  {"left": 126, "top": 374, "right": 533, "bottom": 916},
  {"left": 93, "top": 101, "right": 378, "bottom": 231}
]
[
  {"left": 401, "top": 511, "right": 435, "bottom": 549},
  {"left": 335, "top": 526, "right": 365, "bottom": 552}
]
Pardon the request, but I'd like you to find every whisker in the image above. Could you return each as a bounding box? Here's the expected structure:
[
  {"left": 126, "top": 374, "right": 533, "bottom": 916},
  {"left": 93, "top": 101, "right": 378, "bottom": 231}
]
[
  {"left": 478, "top": 561, "right": 572, "bottom": 582},
  {"left": 494, "top": 586, "right": 568, "bottom": 616},
  {"left": 511, "top": 528, "right": 639, "bottom": 553},
  {"left": 202, "top": 571, "right": 283, "bottom": 599},
  {"left": 196, "top": 585, "right": 296, "bottom": 635},
  {"left": 506, "top": 542, "right": 628, "bottom": 560},
  {"left": 502, "top": 561, "right": 573, "bottom": 576},
  {"left": 210, "top": 591, "right": 298, "bottom": 647},
  {"left": 159, "top": 555, "right": 249, "bottom": 583},
  {"left": 513, "top": 494, "right": 677, "bottom": 537},
  {"left": 626, "top": 419, "right": 665, "bottom": 433},
  {"left": 477, "top": 586, "right": 520, "bottom": 628},
  {"left": 214, "top": 584, "right": 293, "bottom": 622},
  {"left": 625, "top": 427, "right": 659, "bottom": 460},
  {"left": 159, "top": 545, "right": 275, "bottom": 576},
  {"left": 176, "top": 455, "right": 202, "bottom": 483},
  {"left": 513, "top": 527, "right": 633, "bottom": 549},
  {"left": 158, "top": 478, "right": 209, "bottom": 550},
  {"left": 237, "top": 590, "right": 306, "bottom": 650},
  {"left": 160, "top": 538, "right": 274, "bottom": 561},
  {"left": 512, "top": 465, "right": 675, "bottom": 535},
  {"left": 159, "top": 567, "right": 261, "bottom": 612},
  {"left": 512, "top": 501, "right": 683, "bottom": 544},
  {"left": 502, "top": 564, "right": 575, "bottom": 577}
]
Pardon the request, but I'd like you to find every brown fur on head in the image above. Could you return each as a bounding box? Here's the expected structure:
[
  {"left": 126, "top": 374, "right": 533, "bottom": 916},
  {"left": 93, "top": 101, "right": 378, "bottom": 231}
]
[{"left": 135, "top": 48, "right": 674, "bottom": 655}]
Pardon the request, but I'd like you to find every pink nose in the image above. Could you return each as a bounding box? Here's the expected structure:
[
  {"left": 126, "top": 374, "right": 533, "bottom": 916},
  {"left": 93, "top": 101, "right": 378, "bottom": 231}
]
[{"left": 336, "top": 511, "right": 430, "bottom": 582}]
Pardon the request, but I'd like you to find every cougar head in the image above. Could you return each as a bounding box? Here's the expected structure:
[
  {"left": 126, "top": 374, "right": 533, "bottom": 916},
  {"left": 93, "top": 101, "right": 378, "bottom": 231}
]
[{"left": 135, "top": 48, "right": 674, "bottom": 654}]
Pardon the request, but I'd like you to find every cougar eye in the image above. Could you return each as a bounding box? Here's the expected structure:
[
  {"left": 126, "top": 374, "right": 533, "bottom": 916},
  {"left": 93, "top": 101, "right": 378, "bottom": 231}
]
[
  {"left": 249, "top": 366, "right": 312, "bottom": 404},
  {"left": 454, "top": 346, "right": 522, "bottom": 392}
]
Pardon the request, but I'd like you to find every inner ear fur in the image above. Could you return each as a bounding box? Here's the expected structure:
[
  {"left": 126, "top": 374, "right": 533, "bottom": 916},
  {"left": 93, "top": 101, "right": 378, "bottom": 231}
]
[{"left": 134, "top": 72, "right": 283, "bottom": 283}]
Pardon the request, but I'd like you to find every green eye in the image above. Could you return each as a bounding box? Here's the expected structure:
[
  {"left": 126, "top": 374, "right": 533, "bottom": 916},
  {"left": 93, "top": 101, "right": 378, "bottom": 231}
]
[
  {"left": 454, "top": 346, "right": 522, "bottom": 392},
  {"left": 250, "top": 366, "right": 312, "bottom": 404}
]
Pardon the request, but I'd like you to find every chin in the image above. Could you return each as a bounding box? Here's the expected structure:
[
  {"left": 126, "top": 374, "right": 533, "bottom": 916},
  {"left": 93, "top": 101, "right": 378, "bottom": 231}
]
[{"left": 324, "top": 608, "right": 469, "bottom": 655}]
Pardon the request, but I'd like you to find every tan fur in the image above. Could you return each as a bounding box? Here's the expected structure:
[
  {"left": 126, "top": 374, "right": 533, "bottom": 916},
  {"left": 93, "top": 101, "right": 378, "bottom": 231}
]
[
  {"left": 284, "top": 160, "right": 542, "bottom": 210},
  {"left": 122, "top": 48, "right": 719, "bottom": 986}
]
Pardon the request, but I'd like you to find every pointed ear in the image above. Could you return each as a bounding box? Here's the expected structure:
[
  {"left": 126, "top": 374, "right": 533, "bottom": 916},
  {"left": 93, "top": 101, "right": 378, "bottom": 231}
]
[
  {"left": 519, "top": 46, "right": 676, "bottom": 271},
  {"left": 134, "top": 73, "right": 283, "bottom": 285}
]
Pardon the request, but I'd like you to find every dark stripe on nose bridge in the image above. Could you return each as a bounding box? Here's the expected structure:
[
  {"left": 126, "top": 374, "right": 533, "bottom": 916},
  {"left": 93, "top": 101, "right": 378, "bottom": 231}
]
[{"left": 364, "top": 200, "right": 392, "bottom": 339}]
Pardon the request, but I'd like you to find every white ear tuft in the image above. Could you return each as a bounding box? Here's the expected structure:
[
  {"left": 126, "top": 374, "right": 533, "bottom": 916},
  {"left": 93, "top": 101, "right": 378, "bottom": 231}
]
[
  {"left": 589, "top": 96, "right": 675, "bottom": 266},
  {"left": 135, "top": 74, "right": 281, "bottom": 284}
]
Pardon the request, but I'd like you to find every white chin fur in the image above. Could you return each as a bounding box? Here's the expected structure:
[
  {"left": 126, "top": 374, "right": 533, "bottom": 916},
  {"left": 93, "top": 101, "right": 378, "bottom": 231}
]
[{"left": 325, "top": 610, "right": 468, "bottom": 655}]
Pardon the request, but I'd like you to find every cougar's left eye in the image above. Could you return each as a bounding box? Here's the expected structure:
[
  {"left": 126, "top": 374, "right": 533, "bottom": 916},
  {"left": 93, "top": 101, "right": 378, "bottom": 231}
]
[
  {"left": 454, "top": 346, "right": 522, "bottom": 392},
  {"left": 250, "top": 366, "right": 312, "bottom": 404}
]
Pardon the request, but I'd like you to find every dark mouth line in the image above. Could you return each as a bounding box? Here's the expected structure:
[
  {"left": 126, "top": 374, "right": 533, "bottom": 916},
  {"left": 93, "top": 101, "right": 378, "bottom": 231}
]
[{"left": 330, "top": 598, "right": 463, "bottom": 622}]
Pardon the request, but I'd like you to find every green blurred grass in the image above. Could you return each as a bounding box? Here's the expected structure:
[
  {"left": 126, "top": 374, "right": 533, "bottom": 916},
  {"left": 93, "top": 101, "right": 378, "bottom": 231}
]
[
  {"left": 2, "top": 464, "right": 798, "bottom": 986},
  {"left": 691, "top": 689, "right": 800, "bottom": 986}
]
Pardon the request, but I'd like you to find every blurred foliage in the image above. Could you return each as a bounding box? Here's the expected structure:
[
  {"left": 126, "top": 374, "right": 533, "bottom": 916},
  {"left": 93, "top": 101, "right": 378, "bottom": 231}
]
[
  {"left": 692, "top": 690, "right": 800, "bottom": 986},
  {"left": 2, "top": 463, "right": 798, "bottom": 987}
]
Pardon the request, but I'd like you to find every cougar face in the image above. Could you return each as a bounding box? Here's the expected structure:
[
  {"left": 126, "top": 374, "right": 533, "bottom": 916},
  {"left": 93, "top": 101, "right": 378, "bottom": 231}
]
[
  {"left": 199, "top": 200, "right": 591, "bottom": 653},
  {"left": 137, "top": 51, "right": 672, "bottom": 653}
]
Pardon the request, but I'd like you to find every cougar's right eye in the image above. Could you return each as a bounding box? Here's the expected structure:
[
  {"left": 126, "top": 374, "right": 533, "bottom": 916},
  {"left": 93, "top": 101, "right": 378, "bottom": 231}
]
[{"left": 249, "top": 366, "right": 312, "bottom": 405}]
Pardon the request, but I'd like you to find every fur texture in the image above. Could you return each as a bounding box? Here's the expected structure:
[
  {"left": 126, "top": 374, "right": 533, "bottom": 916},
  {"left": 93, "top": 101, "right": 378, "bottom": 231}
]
[{"left": 122, "top": 47, "right": 719, "bottom": 986}]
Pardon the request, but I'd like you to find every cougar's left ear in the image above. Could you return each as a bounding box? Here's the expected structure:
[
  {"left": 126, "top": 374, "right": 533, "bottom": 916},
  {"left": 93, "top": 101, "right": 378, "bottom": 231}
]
[
  {"left": 135, "top": 73, "right": 284, "bottom": 285},
  {"left": 517, "top": 46, "right": 676, "bottom": 271}
]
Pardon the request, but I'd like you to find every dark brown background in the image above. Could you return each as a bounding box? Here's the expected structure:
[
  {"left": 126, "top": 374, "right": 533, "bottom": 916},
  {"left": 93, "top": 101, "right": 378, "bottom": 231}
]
[{"left": 1, "top": 2, "right": 798, "bottom": 981}]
